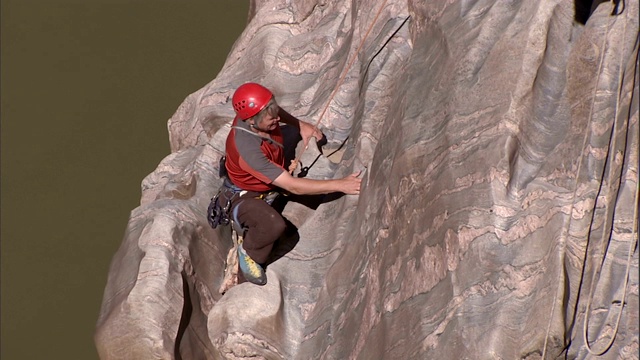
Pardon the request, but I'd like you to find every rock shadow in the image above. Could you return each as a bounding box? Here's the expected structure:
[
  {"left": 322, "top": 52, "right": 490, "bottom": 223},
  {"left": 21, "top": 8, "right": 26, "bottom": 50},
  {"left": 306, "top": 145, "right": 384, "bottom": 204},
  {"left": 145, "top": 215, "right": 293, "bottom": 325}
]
[
  {"left": 175, "top": 272, "right": 192, "bottom": 360},
  {"left": 266, "top": 190, "right": 346, "bottom": 266},
  {"left": 266, "top": 217, "right": 300, "bottom": 265},
  {"left": 574, "top": 0, "right": 619, "bottom": 24}
]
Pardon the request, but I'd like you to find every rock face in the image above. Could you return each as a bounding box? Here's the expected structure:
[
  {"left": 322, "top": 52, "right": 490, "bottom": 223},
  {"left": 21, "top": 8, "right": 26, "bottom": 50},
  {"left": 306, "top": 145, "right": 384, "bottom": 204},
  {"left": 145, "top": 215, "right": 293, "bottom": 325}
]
[{"left": 95, "top": 0, "right": 639, "bottom": 359}]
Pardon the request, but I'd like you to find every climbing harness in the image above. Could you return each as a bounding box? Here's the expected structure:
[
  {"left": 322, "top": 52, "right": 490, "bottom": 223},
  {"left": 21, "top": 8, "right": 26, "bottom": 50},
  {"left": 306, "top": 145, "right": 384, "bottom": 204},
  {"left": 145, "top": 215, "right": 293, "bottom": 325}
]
[{"left": 209, "top": 175, "right": 281, "bottom": 228}]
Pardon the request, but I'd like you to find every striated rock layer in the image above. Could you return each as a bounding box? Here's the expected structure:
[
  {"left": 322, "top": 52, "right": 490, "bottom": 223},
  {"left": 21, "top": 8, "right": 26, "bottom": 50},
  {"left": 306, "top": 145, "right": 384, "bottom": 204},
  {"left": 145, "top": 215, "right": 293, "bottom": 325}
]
[{"left": 96, "top": 0, "right": 639, "bottom": 359}]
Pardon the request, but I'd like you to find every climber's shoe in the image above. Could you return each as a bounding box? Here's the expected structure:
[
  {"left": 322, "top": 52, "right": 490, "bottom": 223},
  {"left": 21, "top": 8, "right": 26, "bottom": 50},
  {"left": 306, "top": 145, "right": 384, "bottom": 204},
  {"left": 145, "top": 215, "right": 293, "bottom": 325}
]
[{"left": 237, "top": 243, "right": 267, "bottom": 285}]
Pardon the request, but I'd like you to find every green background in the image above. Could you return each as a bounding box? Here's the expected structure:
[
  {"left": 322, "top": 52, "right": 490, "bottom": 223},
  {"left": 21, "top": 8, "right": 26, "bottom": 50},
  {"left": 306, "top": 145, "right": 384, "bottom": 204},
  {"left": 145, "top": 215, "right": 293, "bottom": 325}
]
[{"left": 1, "top": 0, "right": 249, "bottom": 358}]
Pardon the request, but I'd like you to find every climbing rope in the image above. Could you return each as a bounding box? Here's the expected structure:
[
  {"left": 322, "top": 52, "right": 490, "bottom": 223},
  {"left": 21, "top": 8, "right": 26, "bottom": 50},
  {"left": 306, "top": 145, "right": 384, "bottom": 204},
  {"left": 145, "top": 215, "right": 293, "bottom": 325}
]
[
  {"left": 291, "top": 0, "right": 389, "bottom": 175},
  {"left": 540, "top": 1, "right": 611, "bottom": 357},
  {"left": 295, "top": 14, "right": 411, "bottom": 177},
  {"left": 541, "top": 1, "right": 638, "bottom": 357},
  {"left": 298, "top": 15, "right": 411, "bottom": 177},
  {"left": 582, "top": 8, "right": 638, "bottom": 355},
  {"left": 297, "top": 136, "right": 348, "bottom": 178}
]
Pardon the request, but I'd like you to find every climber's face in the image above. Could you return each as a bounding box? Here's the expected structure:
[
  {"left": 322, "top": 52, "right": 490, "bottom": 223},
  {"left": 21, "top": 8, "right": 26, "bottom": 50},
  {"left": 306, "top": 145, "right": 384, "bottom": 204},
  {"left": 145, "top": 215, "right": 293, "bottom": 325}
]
[{"left": 252, "top": 101, "right": 280, "bottom": 132}]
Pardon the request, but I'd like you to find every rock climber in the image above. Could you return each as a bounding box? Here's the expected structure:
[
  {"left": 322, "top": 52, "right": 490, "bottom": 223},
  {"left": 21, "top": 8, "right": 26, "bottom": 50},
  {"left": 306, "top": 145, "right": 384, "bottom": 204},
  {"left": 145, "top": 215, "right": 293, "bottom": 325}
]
[{"left": 218, "top": 82, "right": 362, "bottom": 286}]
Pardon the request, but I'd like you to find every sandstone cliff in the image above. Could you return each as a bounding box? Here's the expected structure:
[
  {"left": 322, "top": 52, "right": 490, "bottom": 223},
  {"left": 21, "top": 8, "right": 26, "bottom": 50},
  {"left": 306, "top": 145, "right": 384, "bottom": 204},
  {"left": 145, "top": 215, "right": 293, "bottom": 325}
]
[{"left": 96, "top": 0, "right": 639, "bottom": 359}]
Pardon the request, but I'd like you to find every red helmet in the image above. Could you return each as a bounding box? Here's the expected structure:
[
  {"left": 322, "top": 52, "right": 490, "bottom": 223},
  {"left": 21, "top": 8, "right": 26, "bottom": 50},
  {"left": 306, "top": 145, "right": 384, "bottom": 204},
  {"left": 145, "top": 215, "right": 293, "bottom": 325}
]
[{"left": 232, "top": 83, "right": 273, "bottom": 120}]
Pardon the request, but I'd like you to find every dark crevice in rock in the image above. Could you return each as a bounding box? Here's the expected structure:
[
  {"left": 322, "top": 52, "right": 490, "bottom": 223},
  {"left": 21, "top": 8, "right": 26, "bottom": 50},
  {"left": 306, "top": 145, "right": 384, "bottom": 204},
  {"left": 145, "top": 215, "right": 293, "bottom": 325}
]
[
  {"left": 175, "top": 271, "right": 193, "bottom": 360},
  {"left": 574, "top": 0, "right": 609, "bottom": 24}
]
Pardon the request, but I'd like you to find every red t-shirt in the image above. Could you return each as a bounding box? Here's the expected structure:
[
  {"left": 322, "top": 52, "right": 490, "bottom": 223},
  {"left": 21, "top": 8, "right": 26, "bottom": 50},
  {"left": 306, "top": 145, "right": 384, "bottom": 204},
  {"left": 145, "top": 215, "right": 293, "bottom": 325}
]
[{"left": 225, "top": 117, "right": 285, "bottom": 192}]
